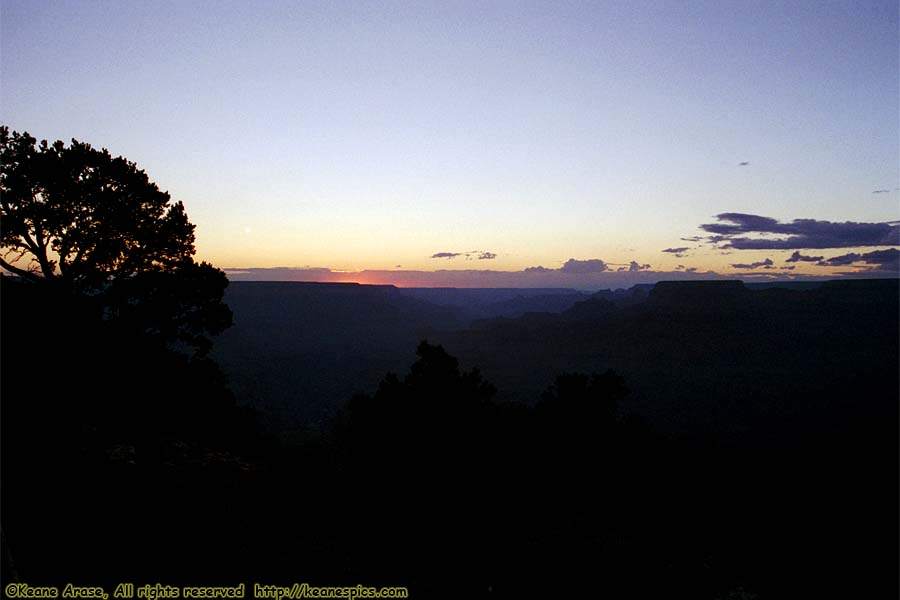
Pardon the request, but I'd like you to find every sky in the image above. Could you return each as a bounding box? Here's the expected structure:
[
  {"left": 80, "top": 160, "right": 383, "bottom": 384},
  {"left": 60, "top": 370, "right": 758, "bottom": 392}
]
[{"left": 2, "top": 0, "right": 898, "bottom": 288}]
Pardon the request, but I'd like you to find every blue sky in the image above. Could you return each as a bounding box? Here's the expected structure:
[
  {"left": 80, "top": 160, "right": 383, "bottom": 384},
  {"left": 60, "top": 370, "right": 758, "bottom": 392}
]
[{"left": 2, "top": 1, "right": 897, "bottom": 286}]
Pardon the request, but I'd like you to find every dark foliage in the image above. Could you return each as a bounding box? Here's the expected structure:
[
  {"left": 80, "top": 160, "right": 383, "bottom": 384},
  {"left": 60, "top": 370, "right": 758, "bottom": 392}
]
[
  {"left": 1, "top": 127, "right": 193, "bottom": 286},
  {"left": 1, "top": 276, "right": 264, "bottom": 586},
  {"left": 330, "top": 344, "right": 697, "bottom": 597},
  {"left": 0, "top": 126, "right": 232, "bottom": 354},
  {"left": 1, "top": 131, "right": 251, "bottom": 585}
]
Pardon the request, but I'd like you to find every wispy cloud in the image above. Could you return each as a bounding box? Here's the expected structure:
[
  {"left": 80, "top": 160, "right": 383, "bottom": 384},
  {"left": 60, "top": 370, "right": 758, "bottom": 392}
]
[
  {"left": 431, "top": 250, "right": 497, "bottom": 260},
  {"left": 662, "top": 247, "right": 690, "bottom": 258}
]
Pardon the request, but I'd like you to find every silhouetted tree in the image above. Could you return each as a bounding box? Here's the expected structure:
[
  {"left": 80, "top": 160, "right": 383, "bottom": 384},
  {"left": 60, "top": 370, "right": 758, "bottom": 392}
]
[
  {"left": 335, "top": 341, "right": 507, "bottom": 588},
  {"left": 2, "top": 126, "right": 191, "bottom": 284},
  {"left": 343, "top": 340, "right": 496, "bottom": 474},
  {"left": 0, "top": 126, "right": 230, "bottom": 353},
  {"left": 1, "top": 129, "right": 257, "bottom": 585}
]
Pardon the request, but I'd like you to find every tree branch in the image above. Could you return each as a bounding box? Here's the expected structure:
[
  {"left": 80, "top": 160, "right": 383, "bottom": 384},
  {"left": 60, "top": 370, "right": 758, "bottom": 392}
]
[{"left": 0, "top": 256, "right": 42, "bottom": 281}]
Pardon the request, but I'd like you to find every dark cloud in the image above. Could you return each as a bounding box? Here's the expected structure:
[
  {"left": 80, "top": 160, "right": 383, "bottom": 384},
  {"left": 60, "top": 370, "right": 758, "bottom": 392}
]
[
  {"left": 872, "top": 190, "right": 890, "bottom": 194},
  {"left": 477, "top": 252, "right": 497, "bottom": 260},
  {"left": 730, "top": 258, "right": 774, "bottom": 270},
  {"left": 558, "top": 258, "right": 610, "bottom": 274},
  {"left": 699, "top": 213, "right": 900, "bottom": 249},
  {"left": 785, "top": 251, "right": 824, "bottom": 263},
  {"left": 617, "top": 262, "right": 651, "bottom": 272},
  {"left": 816, "top": 248, "right": 900, "bottom": 272},
  {"left": 817, "top": 253, "right": 870, "bottom": 267},
  {"left": 780, "top": 266, "right": 796, "bottom": 270},
  {"left": 738, "top": 161, "right": 750, "bottom": 166},
  {"left": 431, "top": 252, "right": 462, "bottom": 259},
  {"left": 680, "top": 236, "right": 703, "bottom": 242},
  {"left": 671, "top": 264, "right": 699, "bottom": 274},
  {"left": 523, "top": 265, "right": 553, "bottom": 273},
  {"left": 662, "top": 247, "right": 690, "bottom": 257},
  {"left": 702, "top": 214, "right": 782, "bottom": 236},
  {"left": 628, "top": 261, "right": 652, "bottom": 272}
]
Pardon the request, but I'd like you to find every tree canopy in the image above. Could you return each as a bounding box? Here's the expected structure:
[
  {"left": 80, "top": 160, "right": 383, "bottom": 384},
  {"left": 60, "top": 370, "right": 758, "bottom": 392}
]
[
  {"left": 1, "top": 126, "right": 196, "bottom": 287},
  {"left": 0, "top": 126, "right": 231, "bottom": 352}
]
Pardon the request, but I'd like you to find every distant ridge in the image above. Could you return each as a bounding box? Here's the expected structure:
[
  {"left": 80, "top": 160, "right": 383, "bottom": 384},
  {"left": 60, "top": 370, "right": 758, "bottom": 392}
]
[{"left": 647, "top": 280, "right": 748, "bottom": 309}]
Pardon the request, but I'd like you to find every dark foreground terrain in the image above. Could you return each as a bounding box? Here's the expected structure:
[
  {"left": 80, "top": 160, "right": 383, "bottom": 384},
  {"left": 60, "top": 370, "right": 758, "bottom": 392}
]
[{"left": 2, "top": 278, "right": 897, "bottom": 598}]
